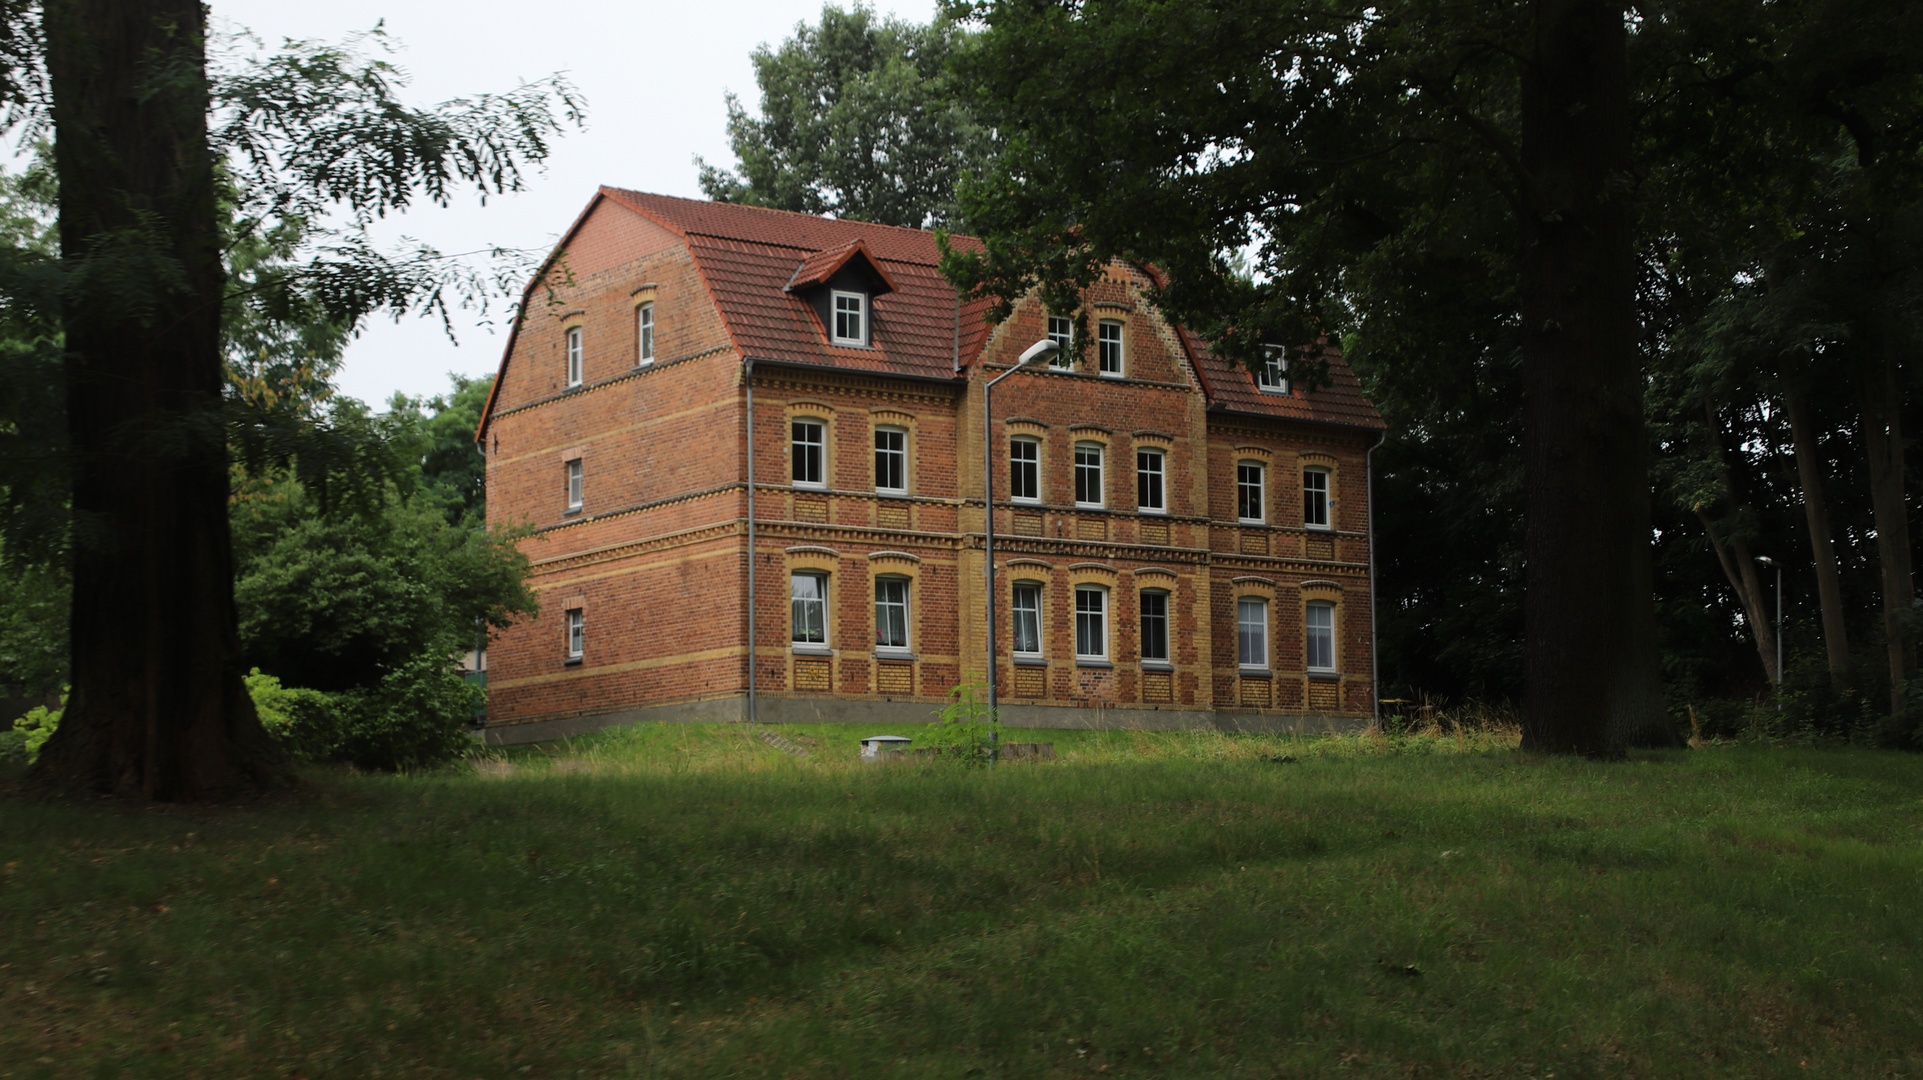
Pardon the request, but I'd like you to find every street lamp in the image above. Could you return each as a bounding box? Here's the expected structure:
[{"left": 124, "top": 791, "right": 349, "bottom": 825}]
[
  {"left": 984, "top": 338, "right": 1061, "bottom": 765},
  {"left": 1756, "top": 555, "right": 1782, "bottom": 711}
]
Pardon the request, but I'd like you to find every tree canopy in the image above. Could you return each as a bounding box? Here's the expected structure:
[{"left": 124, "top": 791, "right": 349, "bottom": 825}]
[{"left": 698, "top": 3, "right": 988, "bottom": 229}]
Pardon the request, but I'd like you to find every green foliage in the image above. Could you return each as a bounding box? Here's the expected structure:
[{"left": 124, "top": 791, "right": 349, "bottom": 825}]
[
  {"left": 232, "top": 461, "right": 534, "bottom": 694},
  {"left": 921, "top": 679, "right": 998, "bottom": 763},
  {"left": 698, "top": 4, "right": 988, "bottom": 229},
  {"left": 3, "top": 683, "right": 64, "bottom": 766},
  {"left": 380, "top": 375, "right": 493, "bottom": 526},
  {"left": 0, "top": 554, "right": 66, "bottom": 702},
  {"left": 325, "top": 654, "right": 483, "bottom": 772}
]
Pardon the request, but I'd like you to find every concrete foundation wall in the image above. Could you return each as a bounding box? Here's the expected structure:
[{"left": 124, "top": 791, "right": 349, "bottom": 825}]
[{"left": 477, "top": 693, "right": 1368, "bottom": 746}]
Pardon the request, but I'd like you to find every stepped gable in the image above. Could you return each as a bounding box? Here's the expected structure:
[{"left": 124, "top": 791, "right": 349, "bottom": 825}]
[{"left": 600, "top": 188, "right": 979, "bottom": 380}]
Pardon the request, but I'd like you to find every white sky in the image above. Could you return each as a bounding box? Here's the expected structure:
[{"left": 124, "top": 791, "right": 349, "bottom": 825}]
[{"left": 211, "top": 0, "right": 931, "bottom": 406}]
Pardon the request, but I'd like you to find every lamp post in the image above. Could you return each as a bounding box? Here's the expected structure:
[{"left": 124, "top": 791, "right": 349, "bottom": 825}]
[
  {"left": 1756, "top": 555, "right": 1783, "bottom": 711},
  {"left": 984, "top": 338, "right": 1061, "bottom": 765}
]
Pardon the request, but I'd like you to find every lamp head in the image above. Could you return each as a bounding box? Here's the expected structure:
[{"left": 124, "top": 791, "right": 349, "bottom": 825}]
[
  {"left": 1016, "top": 339, "right": 1061, "bottom": 367},
  {"left": 1755, "top": 555, "right": 1774, "bottom": 567}
]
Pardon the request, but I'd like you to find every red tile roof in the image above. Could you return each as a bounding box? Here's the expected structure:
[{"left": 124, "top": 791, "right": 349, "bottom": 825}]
[{"left": 481, "top": 188, "right": 1381, "bottom": 433}]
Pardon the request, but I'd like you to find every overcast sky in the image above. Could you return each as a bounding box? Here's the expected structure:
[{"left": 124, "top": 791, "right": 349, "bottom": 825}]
[{"left": 210, "top": 0, "right": 931, "bottom": 406}]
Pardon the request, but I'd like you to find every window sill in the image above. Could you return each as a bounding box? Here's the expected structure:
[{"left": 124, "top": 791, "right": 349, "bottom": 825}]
[
  {"left": 791, "top": 482, "right": 827, "bottom": 491},
  {"left": 1238, "top": 667, "right": 1272, "bottom": 678},
  {"left": 1012, "top": 655, "right": 1048, "bottom": 667},
  {"left": 564, "top": 657, "right": 583, "bottom": 667},
  {"left": 1099, "top": 371, "right": 1124, "bottom": 379},
  {"left": 1305, "top": 524, "right": 1334, "bottom": 532},
  {"left": 873, "top": 649, "right": 916, "bottom": 661},
  {"left": 1256, "top": 385, "right": 1290, "bottom": 396},
  {"left": 1076, "top": 659, "right": 1113, "bottom": 669},
  {"left": 1138, "top": 508, "right": 1167, "bottom": 516},
  {"left": 1010, "top": 498, "right": 1043, "bottom": 506},
  {"left": 829, "top": 339, "right": 870, "bottom": 349},
  {"left": 563, "top": 507, "right": 583, "bottom": 517},
  {"left": 791, "top": 644, "right": 833, "bottom": 657},
  {"left": 1074, "top": 503, "right": 1105, "bottom": 511},
  {"left": 876, "top": 489, "right": 908, "bottom": 498},
  {"left": 1308, "top": 669, "right": 1340, "bottom": 680},
  {"left": 1238, "top": 518, "right": 1265, "bottom": 527},
  {"left": 1140, "top": 660, "right": 1174, "bottom": 672}
]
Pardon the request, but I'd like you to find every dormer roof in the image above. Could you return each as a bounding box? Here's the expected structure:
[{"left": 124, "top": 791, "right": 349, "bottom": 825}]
[{"left": 783, "top": 239, "right": 898, "bottom": 296}]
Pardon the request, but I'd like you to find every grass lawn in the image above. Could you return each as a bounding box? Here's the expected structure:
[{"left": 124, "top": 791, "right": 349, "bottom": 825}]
[{"left": 2, "top": 722, "right": 1920, "bottom": 1079}]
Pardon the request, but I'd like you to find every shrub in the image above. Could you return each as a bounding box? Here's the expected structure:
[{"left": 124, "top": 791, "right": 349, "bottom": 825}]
[
  {"left": 327, "top": 654, "right": 482, "bottom": 772},
  {"left": 921, "top": 680, "right": 998, "bottom": 765}
]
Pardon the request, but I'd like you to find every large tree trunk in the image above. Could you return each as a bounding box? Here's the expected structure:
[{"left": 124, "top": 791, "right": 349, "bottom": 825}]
[
  {"left": 1518, "top": 0, "right": 1672, "bottom": 754},
  {"left": 1780, "top": 372, "right": 1851, "bottom": 691},
  {"left": 31, "top": 0, "right": 287, "bottom": 799},
  {"left": 1858, "top": 312, "right": 1914, "bottom": 721}
]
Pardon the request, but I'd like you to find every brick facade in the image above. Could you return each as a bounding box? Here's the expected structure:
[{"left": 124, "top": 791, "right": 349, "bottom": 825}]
[{"left": 479, "top": 189, "right": 1386, "bottom": 737}]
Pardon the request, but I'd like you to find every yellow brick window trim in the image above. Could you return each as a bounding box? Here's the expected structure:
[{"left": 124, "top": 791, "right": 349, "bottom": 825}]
[
  {"left": 865, "top": 551, "right": 923, "bottom": 578},
  {"left": 870, "top": 408, "right": 917, "bottom": 495},
  {"left": 1298, "top": 450, "right": 1340, "bottom": 467},
  {"left": 1004, "top": 557, "right": 1053, "bottom": 574},
  {"left": 1131, "top": 566, "right": 1179, "bottom": 586},
  {"left": 1233, "top": 444, "right": 1274, "bottom": 463},
  {"left": 1299, "top": 450, "right": 1341, "bottom": 530},
  {"left": 785, "top": 546, "right": 840, "bottom": 576},
  {"left": 1067, "top": 425, "right": 1112, "bottom": 446},
  {"left": 785, "top": 400, "right": 836, "bottom": 489},
  {"left": 557, "top": 309, "right": 586, "bottom": 328},
  {"left": 1231, "top": 576, "right": 1278, "bottom": 601},
  {"left": 1299, "top": 578, "right": 1343, "bottom": 598},
  {"left": 556, "top": 443, "right": 587, "bottom": 463},
  {"left": 1004, "top": 417, "right": 1049, "bottom": 437},
  {"left": 1131, "top": 430, "right": 1175, "bottom": 450},
  {"left": 629, "top": 285, "right": 658, "bottom": 306},
  {"left": 1067, "top": 562, "right": 1119, "bottom": 589}
]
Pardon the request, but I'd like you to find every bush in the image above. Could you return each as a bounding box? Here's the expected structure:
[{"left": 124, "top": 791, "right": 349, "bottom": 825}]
[{"left": 327, "top": 654, "right": 482, "bottom": 772}]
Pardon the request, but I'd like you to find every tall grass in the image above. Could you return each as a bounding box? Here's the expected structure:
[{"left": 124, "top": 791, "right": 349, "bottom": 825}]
[{"left": 2, "top": 726, "right": 1918, "bottom": 1079}]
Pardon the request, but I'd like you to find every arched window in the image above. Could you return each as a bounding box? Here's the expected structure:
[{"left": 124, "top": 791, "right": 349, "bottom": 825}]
[
  {"left": 792, "top": 419, "right": 826, "bottom": 487},
  {"left": 636, "top": 302, "right": 655, "bottom": 365},
  {"left": 1074, "top": 585, "right": 1108, "bottom": 661},
  {"left": 874, "top": 576, "right": 910, "bottom": 653},
  {"left": 1306, "top": 601, "right": 1336, "bottom": 672},
  {"left": 1074, "top": 442, "right": 1105, "bottom": 508},
  {"left": 1012, "top": 581, "right": 1043, "bottom": 657},
  {"left": 1237, "top": 597, "right": 1269, "bottom": 670}
]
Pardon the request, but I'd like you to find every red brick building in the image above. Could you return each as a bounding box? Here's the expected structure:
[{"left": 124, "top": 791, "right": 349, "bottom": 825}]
[{"left": 476, "top": 189, "right": 1385, "bottom": 742}]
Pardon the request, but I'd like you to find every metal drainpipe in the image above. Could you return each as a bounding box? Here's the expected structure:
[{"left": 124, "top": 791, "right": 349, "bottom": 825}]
[
  {"left": 1366, "top": 426, "right": 1388, "bottom": 728},
  {"left": 744, "top": 357, "right": 757, "bottom": 725}
]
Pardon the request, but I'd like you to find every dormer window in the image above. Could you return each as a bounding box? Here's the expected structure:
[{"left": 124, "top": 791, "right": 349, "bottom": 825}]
[
  {"left": 832, "top": 290, "right": 867, "bottom": 346},
  {"left": 1257, "top": 346, "right": 1289, "bottom": 394}
]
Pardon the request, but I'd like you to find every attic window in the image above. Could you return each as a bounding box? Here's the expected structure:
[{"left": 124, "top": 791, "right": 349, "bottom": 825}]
[
  {"left": 832, "top": 291, "right": 868, "bottom": 347},
  {"left": 1256, "top": 346, "right": 1289, "bottom": 394}
]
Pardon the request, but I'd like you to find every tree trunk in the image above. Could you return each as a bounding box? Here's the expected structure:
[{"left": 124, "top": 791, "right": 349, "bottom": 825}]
[
  {"left": 1857, "top": 314, "right": 1914, "bottom": 721},
  {"left": 1696, "top": 400, "right": 1777, "bottom": 685},
  {"left": 1518, "top": 0, "right": 1672, "bottom": 754},
  {"left": 1780, "top": 372, "right": 1850, "bottom": 691},
  {"left": 30, "top": 0, "right": 287, "bottom": 800}
]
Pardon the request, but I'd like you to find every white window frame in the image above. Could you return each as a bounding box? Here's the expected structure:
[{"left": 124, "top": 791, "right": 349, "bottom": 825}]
[
  {"left": 1256, "top": 346, "right": 1288, "bottom": 393},
  {"left": 1074, "top": 585, "right": 1108, "bottom": 662},
  {"left": 1306, "top": 601, "right": 1336, "bottom": 673},
  {"left": 1046, "top": 316, "right": 1074, "bottom": 368},
  {"left": 565, "top": 458, "right": 583, "bottom": 513},
  {"left": 1097, "top": 319, "right": 1124, "bottom": 377},
  {"left": 1139, "top": 589, "right": 1170, "bottom": 664},
  {"left": 1237, "top": 461, "right": 1265, "bottom": 524},
  {"left": 791, "top": 572, "right": 830, "bottom": 652},
  {"left": 1074, "top": 442, "right": 1105, "bottom": 508},
  {"left": 565, "top": 609, "right": 584, "bottom": 662},
  {"left": 1237, "top": 597, "right": 1269, "bottom": 671},
  {"left": 565, "top": 326, "right": 583, "bottom": 387},
  {"left": 874, "top": 576, "right": 910, "bottom": 654},
  {"left": 874, "top": 426, "right": 907, "bottom": 494},
  {"left": 1136, "top": 448, "right": 1165, "bottom": 514},
  {"left": 636, "top": 302, "right": 655, "bottom": 365},
  {"left": 831, "top": 290, "right": 867, "bottom": 346},
  {"left": 1303, "top": 467, "right": 1331, "bottom": 530},
  {"left": 792, "top": 419, "right": 826, "bottom": 488},
  {"left": 1012, "top": 582, "right": 1043, "bottom": 658},
  {"left": 1009, "top": 437, "right": 1041, "bottom": 503}
]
